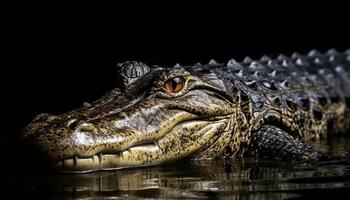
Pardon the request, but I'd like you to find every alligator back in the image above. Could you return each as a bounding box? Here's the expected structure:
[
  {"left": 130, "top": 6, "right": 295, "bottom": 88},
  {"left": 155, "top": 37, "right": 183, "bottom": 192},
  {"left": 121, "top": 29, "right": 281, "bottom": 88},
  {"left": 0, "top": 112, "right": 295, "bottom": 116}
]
[{"left": 201, "top": 49, "right": 350, "bottom": 142}]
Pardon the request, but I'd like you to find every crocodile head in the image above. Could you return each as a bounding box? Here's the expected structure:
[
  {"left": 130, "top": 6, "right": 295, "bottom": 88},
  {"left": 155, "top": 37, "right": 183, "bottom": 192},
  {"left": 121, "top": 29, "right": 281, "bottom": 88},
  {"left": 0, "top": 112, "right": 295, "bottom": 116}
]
[{"left": 22, "top": 61, "right": 235, "bottom": 172}]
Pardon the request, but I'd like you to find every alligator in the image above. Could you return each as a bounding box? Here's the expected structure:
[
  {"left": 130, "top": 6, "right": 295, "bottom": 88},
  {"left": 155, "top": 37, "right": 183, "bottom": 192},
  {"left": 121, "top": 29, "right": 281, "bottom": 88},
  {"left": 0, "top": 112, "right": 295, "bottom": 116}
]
[{"left": 22, "top": 49, "right": 350, "bottom": 172}]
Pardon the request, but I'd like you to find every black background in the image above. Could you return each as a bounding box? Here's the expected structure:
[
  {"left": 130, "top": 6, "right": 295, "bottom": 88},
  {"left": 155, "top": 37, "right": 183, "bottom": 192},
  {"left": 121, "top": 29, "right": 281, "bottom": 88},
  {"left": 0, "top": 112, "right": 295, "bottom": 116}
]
[{"left": 2, "top": 1, "right": 350, "bottom": 146}]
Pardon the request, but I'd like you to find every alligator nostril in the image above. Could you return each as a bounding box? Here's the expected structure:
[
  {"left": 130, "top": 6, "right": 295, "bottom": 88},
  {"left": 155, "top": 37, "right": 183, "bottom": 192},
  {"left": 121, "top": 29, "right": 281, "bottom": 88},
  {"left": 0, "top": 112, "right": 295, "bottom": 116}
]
[
  {"left": 67, "top": 119, "right": 95, "bottom": 131},
  {"left": 77, "top": 122, "right": 96, "bottom": 132}
]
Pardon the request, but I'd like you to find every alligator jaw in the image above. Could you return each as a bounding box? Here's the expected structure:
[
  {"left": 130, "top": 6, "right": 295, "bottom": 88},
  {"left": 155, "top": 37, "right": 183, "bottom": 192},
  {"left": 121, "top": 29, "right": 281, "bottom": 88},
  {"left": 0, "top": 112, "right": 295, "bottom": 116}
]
[{"left": 51, "top": 118, "right": 230, "bottom": 172}]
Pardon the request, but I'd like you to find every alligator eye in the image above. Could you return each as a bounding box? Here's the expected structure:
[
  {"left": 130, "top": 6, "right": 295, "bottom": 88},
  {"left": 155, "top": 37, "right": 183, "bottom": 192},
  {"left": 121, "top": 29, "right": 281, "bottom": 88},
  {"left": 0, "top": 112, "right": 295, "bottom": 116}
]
[{"left": 164, "top": 77, "right": 185, "bottom": 93}]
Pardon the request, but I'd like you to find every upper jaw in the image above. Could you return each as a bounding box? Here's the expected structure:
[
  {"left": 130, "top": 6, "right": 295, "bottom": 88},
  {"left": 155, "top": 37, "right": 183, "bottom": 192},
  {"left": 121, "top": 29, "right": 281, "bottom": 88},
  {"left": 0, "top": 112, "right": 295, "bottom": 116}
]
[{"left": 22, "top": 97, "right": 234, "bottom": 170}]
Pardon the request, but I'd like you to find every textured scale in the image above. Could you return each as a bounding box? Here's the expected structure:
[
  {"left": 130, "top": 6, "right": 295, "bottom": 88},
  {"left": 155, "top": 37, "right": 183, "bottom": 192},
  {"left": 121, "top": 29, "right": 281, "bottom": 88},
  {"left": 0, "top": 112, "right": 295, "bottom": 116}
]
[
  {"left": 207, "top": 50, "right": 350, "bottom": 144},
  {"left": 21, "top": 49, "right": 350, "bottom": 172},
  {"left": 116, "top": 61, "right": 150, "bottom": 88}
]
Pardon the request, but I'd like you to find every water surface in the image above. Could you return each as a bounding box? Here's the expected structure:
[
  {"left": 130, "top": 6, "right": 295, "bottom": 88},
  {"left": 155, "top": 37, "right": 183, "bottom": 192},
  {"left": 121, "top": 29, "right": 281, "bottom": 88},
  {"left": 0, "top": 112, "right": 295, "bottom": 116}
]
[{"left": 2, "top": 137, "right": 350, "bottom": 199}]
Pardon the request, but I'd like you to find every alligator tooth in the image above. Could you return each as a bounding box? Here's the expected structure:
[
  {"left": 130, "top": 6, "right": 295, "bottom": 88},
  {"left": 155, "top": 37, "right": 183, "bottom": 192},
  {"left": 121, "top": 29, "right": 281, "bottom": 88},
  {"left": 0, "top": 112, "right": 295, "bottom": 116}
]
[
  {"left": 63, "top": 158, "right": 74, "bottom": 170},
  {"left": 78, "top": 157, "right": 96, "bottom": 171},
  {"left": 92, "top": 155, "right": 99, "bottom": 168},
  {"left": 209, "top": 59, "right": 219, "bottom": 65},
  {"left": 98, "top": 153, "right": 103, "bottom": 166},
  {"left": 174, "top": 63, "right": 182, "bottom": 68},
  {"left": 74, "top": 156, "right": 78, "bottom": 167},
  {"left": 100, "top": 154, "right": 119, "bottom": 169},
  {"left": 227, "top": 59, "right": 238, "bottom": 67}
]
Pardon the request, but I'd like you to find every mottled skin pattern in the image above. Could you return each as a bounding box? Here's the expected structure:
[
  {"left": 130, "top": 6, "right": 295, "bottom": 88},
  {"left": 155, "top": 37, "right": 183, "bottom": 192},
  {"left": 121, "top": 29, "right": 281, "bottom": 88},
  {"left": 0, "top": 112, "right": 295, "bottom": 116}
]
[{"left": 22, "top": 49, "right": 350, "bottom": 172}]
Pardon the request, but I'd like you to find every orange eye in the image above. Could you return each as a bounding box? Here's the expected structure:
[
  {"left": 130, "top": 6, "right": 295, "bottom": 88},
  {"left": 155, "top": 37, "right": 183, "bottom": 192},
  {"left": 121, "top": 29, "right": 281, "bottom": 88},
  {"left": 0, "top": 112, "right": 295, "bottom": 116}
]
[{"left": 164, "top": 77, "right": 185, "bottom": 93}]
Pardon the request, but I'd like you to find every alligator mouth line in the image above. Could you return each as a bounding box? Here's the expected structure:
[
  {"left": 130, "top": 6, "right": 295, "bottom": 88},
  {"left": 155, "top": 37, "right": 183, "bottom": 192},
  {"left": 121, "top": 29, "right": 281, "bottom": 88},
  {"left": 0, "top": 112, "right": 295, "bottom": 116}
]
[{"left": 52, "top": 116, "right": 232, "bottom": 173}]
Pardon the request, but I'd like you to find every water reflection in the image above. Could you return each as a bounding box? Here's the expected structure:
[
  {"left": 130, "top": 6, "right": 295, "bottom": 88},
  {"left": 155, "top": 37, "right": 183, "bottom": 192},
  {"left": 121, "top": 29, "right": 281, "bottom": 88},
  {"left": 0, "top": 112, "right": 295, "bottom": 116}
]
[{"left": 4, "top": 137, "right": 350, "bottom": 199}]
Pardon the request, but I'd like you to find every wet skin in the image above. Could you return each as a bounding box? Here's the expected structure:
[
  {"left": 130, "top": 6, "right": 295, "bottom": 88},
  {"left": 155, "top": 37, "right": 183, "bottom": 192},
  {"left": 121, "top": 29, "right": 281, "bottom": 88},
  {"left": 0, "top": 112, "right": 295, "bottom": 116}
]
[{"left": 22, "top": 50, "right": 350, "bottom": 172}]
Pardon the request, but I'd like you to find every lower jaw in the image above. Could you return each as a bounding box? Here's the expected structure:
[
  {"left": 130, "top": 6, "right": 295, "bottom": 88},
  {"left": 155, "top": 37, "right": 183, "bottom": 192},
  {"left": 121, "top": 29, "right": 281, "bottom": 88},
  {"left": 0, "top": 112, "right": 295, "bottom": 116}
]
[{"left": 51, "top": 143, "right": 161, "bottom": 173}]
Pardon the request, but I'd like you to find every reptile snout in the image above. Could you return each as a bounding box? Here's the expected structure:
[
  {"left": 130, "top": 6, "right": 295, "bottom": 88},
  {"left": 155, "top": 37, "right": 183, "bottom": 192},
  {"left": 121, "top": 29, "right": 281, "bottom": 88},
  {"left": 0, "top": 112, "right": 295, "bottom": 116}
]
[{"left": 22, "top": 114, "right": 98, "bottom": 162}]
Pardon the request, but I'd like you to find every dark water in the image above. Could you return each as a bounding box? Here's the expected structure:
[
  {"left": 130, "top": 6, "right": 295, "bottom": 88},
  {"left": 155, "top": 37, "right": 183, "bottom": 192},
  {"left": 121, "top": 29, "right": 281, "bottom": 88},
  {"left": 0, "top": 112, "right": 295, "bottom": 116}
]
[{"left": 2, "top": 137, "right": 350, "bottom": 199}]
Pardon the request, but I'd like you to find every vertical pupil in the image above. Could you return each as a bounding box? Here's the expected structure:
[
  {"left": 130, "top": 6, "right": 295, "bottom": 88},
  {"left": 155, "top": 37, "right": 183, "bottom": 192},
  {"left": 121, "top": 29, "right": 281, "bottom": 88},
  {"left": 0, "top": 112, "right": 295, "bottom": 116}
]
[{"left": 172, "top": 78, "right": 179, "bottom": 90}]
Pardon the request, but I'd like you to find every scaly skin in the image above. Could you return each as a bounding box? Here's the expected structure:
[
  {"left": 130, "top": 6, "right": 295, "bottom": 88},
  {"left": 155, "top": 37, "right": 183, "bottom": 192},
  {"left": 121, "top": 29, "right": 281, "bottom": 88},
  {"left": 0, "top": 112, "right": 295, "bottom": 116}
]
[{"left": 22, "top": 49, "right": 350, "bottom": 172}]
